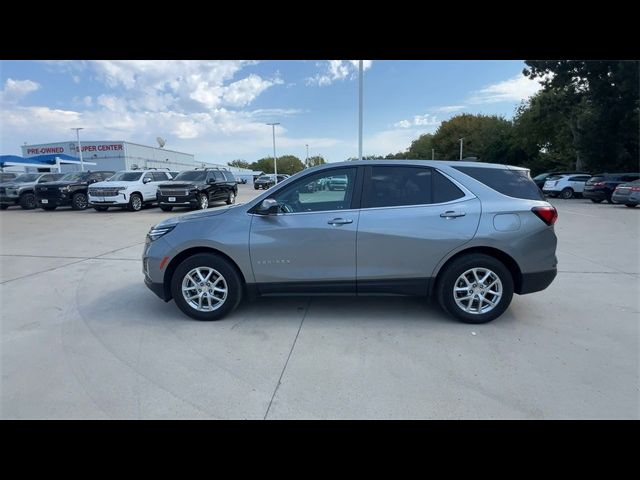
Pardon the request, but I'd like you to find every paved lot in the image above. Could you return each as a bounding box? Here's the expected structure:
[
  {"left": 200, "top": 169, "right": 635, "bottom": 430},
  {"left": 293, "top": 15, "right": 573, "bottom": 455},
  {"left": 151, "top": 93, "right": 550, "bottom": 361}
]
[{"left": 1, "top": 186, "right": 638, "bottom": 419}]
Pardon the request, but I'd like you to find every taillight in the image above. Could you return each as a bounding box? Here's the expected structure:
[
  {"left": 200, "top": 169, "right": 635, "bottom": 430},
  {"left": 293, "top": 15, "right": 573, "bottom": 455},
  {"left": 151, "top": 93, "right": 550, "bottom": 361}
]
[
  {"left": 532, "top": 206, "right": 558, "bottom": 226},
  {"left": 593, "top": 181, "right": 606, "bottom": 186},
  {"left": 630, "top": 186, "right": 640, "bottom": 192}
]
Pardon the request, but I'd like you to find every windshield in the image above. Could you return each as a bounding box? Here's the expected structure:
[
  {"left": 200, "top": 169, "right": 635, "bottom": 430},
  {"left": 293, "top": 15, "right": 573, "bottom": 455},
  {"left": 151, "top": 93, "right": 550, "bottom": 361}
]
[
  {"left": 0, "top": 173, "right": 17, "bottom": 181},
  {"left": 107, "top": 172, "right": 142, "bottom": 182},
  {"left": 60, "top": 172, "right": 90, "bottom": 181},
  {"left": 13, "top": 174, "right": 41, "bottom": 182},
  {"left": 174, "top": 171, "right": 207, "bottom": 181},
  {"left": 258, "top": 175, "right": 272, "bottom": 180},
  {"left": 533, "top": 173, "right": 548, "bottom": 181}
]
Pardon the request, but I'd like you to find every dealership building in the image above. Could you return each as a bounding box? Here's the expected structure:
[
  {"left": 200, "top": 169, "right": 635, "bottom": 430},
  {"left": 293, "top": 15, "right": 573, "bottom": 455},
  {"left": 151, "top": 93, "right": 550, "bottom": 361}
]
[{"left": 5, "top": 140, "right": 259, "bottom": 182}]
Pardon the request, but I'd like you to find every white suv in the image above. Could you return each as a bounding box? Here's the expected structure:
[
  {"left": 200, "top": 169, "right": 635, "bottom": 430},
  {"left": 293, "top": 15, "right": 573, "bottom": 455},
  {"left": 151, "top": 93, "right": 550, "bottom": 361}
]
[
  {"left": 542, "top": 174, "right": 591, "bottom": 199},
  {"left": 88, "top": 170, "right": 174, "bottom": 211}
]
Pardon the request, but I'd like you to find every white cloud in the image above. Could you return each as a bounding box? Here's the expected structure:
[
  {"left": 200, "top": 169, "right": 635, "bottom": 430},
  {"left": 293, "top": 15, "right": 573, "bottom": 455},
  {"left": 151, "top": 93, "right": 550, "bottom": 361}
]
[
  {"left": 434, "top": 105, "right": 465, "bottom": 113},
  {"left": 222, "top": 74, "right": 283, "bottom": 107},
  {"left": 363, "top": 127, "right": 435, "bottom": 157},
  {"left": 469, "top": 74, "right": 543, "bottom": 104},
  {"left": 393, "top": 113, "right": 439, "bottom": 129},
  {"left": 1, "top": 78, "right": 40, "bottom": 102},
  {"left": 306, "top": 60, "right": 372, "bottom": 86}
]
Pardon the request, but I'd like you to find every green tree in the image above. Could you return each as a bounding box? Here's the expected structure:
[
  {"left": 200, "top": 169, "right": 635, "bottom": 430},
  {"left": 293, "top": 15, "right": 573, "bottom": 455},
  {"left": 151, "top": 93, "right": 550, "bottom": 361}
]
[
  {"left": 228, "top": 159, "right": 251, "bottom": 169},
  {"left": 407, "top": 133, "right": 435, "bottom": 159},
  {"left": 431, "top": 114, "right": 513, "bottom": 163},
  {"left": 524, "top": 60, "right": 640, "bottom": 172},
  {"left": 251, "top": 155, "right": 304, "bottom": 175}
]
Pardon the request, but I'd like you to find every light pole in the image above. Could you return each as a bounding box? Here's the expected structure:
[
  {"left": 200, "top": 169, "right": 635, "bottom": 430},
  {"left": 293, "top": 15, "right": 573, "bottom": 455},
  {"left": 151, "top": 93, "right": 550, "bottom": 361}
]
[
  {"left": 71, "top": 127, "right": 84, "bottom": 171},
  {"left": 459, "top": 137, "right": 464, "bottom": 161},
  {"left": 432, "top": 148, "right": 435, "bottom": 160},
  {"left": 358, "top": 60, "right": 363, "bottom": 161},
  {"left": 266, "top": 122, "right": 280, "bottom": 182},
  {"left": 305, "top": 144, "right": 309, "bottom": 168}
]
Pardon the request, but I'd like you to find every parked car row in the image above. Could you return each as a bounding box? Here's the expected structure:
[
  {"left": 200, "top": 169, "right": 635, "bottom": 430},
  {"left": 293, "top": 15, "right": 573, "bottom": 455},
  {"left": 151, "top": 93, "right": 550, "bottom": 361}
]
[
  {"left": 0, "top": 167, "right": 239, "bottom": 212},
  {"left": 534, "top": 171, "right": 640, "bottom": 207}
]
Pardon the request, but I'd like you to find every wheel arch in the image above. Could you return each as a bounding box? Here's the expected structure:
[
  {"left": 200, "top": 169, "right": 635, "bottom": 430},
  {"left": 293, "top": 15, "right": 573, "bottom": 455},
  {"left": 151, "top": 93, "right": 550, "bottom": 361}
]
[
  {"left": 431, "top": 246, "right": 523, "bottom": 296},
  {"left": 162, "top": 246, "right": 247, "bottom": 301}
]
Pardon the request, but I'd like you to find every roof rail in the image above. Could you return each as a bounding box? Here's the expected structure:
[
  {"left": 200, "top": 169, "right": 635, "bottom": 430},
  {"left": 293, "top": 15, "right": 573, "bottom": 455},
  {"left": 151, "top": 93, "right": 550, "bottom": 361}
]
[{"left": 194, "top": 166, "right": 229, "bottom": 171}]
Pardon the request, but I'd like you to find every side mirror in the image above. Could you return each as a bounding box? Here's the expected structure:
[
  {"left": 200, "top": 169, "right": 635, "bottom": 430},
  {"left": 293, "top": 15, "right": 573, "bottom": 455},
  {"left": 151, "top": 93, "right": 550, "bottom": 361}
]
[
  {"left": 207, "top": 178, "right": 216, "bottom": 184},
  {"left": 257, "top": 198, "right": 279, "bottom": 215},
  {"left": 143, "top": 177, "right": 152, "bottom": 184}
]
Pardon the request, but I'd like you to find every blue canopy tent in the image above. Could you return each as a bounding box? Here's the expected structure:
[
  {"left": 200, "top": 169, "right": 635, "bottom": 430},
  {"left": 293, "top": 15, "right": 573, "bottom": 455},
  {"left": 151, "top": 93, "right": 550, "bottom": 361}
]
[{"left": 0, "top": 154, "right": 96, "bottom": 171}]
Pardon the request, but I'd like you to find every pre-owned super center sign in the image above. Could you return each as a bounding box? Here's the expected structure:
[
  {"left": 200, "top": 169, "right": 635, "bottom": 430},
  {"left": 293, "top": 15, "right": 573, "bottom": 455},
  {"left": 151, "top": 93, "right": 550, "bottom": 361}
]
[{"left": 23, "top": 142, "right": 125, "bottom": 157}]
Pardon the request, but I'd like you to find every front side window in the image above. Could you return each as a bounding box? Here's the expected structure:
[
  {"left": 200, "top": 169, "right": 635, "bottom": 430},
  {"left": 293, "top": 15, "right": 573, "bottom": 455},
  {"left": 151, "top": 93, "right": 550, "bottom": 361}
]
[
  {"left": 223, "top": 171, "right": 236, "bottom": 182},
  {"left": 268, "top": 168, "right": 357, "bottom": 213},
  {"left": 363, "top": 166, "right": 432, "bottom": 208}
]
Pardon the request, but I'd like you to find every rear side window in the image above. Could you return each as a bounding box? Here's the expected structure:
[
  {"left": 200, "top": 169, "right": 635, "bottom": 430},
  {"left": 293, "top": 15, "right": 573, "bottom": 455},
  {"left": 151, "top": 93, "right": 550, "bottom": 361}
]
[
  {"left": 453, "top": 166, "right": 544, "bottom": 200},
  {"left": 433, "top": 170, "right": 465, "bottom": 203},
  {"left": 364, "top": 166, "right": 432, "bottom": 208}
]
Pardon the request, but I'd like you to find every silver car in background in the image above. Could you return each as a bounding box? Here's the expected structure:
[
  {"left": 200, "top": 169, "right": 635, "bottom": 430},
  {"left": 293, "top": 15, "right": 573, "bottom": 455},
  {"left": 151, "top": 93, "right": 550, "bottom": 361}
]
[{"left": 143, "top": 160, "right": 558, "bottom": 324}]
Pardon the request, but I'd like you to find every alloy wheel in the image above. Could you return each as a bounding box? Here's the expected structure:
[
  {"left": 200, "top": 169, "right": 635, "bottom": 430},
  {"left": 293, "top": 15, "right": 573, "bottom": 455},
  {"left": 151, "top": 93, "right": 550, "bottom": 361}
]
[
  {"left": 181, "top": 267, "right": 227, "bottom": 312},
  {"left": 453, "top": 267, "right": 503, "bottom": 315}
]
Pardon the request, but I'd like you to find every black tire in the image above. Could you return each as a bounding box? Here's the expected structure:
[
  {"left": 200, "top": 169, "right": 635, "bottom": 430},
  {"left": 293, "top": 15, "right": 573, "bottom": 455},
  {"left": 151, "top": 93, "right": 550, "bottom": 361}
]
[
  {"left": 160, "top": 205, "right": 173, "bottom": 212},
  {"left": 590, "top": 198, "right": 603, "bottom": 203},
  {"left": 19, "top": 192, "right": 37, "bottom": 210},
  {"left": 254, "top": 186, "right": 259, "bottom": 190},
  {"left": 71, "top": 192, "right": 88, "bottom": 210},
  {"left": 0, "top": 204, "right": 9, "bottom": 210},
  {"left": 625, "top": 203, "right": 637, "bottom": 208},
  {"left": 171, "top": 253, "right": 243, "bottom": 321},
  {"left": 560, "top": 187, "right": 574, "bottom": 199},
  {"left": 195, "top": 192, "right": 208, "bottom": 210},
  {"left": 606, "top": 194, "right": 614, "bottom": 204},
  {"left": 436, "top": 253, "right": 514, "bottom": 324},
  {"left": 127, "top": 193, "right": 143, "bottom": 211},
  {"left": 42, "top": 206, "right": 57, "bottom": 211},
  {"left": 93, "top": 205, "right": 109, "bottom": 212}
]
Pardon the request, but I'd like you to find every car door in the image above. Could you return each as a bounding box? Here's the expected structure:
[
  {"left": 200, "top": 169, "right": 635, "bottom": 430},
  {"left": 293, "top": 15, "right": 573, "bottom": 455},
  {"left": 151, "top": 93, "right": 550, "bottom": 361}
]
[
  {"left": 356, "top": 165, "right": 481, "bottom": 294},
  {"left": 249, "top": 166, "right": 360, "bottom": 293},
  {"left": 207, "top": 171, "right": 225, "bottom": 200},
  {"left": 568, "top": 175, "right": 590, "bottom": 193},
  {"left": 141, "top": 172, "right": 156, "bottom": 200}
]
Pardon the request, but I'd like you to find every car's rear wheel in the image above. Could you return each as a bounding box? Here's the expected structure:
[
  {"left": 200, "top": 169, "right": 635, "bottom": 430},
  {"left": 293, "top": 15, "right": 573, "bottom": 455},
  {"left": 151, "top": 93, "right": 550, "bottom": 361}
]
[
  {"left": 71, "top": 192, "right": 88, "bottom": 210},
  {"left": 436, "top": 253, "right": 514, "bottom": 324},
  {"left": 625, "top": 203, "right": 637, "bottom": 208},
  {"left": 160, "top": 205, "right": 173, "bottom": 212},
  {"left": 560, "top": 187, "right": 574, "bottom": 199},
  {"left": 590, "top": 198, "right": 602, "bottom": 203},
  {"left": 226, "top": 190, "right": 236, "bottom": 205},
  {"left": 93, "top": 205, "right": 109, "bottom": 212},
  {"left": 171, "top": 253, "right": 242, "bottom": 321},
  {"left": 127, "top": 193, "right": 143, "bottom": 211},
  {"left": 19, "top": 192, "right": 37, "bottom": 209}
]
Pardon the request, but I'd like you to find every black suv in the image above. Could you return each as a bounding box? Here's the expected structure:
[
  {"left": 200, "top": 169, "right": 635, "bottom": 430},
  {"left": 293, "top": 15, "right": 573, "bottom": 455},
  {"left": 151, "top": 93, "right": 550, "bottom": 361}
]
[
  {"left": 35, "top": 170, "right": 115, "bottom": 210},
  {"left": 156, "top": 168, "right": 238, "bottom": 211},
  {"left": 254, "top": 174, "right": 288, "bottom": 190},
  {"left": 583, "top": 173, "right": 640, "bottom": 203}
]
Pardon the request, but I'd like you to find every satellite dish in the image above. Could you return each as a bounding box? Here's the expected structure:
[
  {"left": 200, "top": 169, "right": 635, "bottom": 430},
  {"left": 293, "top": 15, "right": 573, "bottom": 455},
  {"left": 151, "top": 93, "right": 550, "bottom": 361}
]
[{"left": 156, "top": 137, "right": 166, "bottom": 148}]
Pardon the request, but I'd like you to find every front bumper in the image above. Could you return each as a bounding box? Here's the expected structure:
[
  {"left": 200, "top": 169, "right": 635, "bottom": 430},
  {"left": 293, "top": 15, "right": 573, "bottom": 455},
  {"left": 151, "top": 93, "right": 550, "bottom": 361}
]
[
  {"left": 0, "top": 195, "right": 19, "bottom": 205},
  {"left": 517, "top": 268, "right": 557, "bottom": 295},
  {"left": 36, "top": 194, "right": 71, "bottom": 207},
  {"left": 89, "top": 193, "right": 128, "bottom": 206},
  {"left": 157, "top": 194, "right": 197, "bottom": 207},
  {"left": 145, "top": 277, "right": 169, "bottom": 301}
]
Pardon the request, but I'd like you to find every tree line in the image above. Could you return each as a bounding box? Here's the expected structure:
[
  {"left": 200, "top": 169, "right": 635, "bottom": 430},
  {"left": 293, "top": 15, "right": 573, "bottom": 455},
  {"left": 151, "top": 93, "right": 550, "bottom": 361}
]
[
  {"left": 383, "top": 61, "right": 639, "bottom": 175},
  {"left": 228, "top": 155, "right": 326, "bottom": 175}
]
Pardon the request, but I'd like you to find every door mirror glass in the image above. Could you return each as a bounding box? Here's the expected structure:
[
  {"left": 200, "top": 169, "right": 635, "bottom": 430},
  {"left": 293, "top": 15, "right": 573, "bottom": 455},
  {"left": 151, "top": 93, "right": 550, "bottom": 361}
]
[
  {"left": 257, "top": 198, "right": 279, "bottom": 215},
  {"left": 143, "top": 177, "right": 152, "bottom": 184}
]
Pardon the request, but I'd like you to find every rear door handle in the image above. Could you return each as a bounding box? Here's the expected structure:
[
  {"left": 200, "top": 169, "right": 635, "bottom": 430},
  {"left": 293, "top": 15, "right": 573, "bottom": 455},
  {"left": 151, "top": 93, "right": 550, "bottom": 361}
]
[
  {"left": 440, "top": 210, "right": 466, "bottom": 218},
  {"left": 328, "top": 218, "right": 353, "bottom": 225}
]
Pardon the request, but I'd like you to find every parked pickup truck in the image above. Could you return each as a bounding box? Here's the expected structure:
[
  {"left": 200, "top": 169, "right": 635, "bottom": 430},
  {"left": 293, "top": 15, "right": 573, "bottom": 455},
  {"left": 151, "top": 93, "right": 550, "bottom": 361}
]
[{"left": 1, "top": 172, "right": 66, "bottom": 210}]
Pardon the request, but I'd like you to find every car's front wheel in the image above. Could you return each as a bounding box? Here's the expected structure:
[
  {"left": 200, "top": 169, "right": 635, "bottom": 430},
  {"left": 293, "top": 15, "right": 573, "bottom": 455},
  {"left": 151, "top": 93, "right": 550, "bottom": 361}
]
[
  {"left": 19, "top": 192, "right": 37, "bottom": 209},
  {"left": 625, "top": 203, "right": 637, "bottom": 208},
  {"left": 127, "top": 193, "right": 143, "bottom": 211},
  {"left": 436, "top": 253, "right": 514, "bottom": 324},
  {"left": 171, "top": 253, "right": 242, "bottom": 321},
  {"left": 71, "top": 192, "right": 88, "bottom": 210}
]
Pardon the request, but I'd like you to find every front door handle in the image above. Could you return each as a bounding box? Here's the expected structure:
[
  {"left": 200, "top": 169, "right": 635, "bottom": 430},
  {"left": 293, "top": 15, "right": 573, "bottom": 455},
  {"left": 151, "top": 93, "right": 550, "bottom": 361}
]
[
  {"left": 440, "top": 210, "right": 466, "bottom": 219},
  {"left": 328, "top": 218, "right": 353, "bottom": 225}
]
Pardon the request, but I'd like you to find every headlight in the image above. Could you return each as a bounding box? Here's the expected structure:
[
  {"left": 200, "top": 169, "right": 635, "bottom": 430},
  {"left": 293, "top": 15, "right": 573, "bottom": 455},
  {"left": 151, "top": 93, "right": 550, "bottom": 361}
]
[
  {"left": 148, "top": 224, "right": 176, "bottom": 241},
  {"left": 60, "top": 186, "right": 71, "bottom": 192}
]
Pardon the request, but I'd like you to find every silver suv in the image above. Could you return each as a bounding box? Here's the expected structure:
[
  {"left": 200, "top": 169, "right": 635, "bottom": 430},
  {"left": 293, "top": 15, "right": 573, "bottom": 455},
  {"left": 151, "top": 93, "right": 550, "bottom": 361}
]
[{"left": 143, "top": 160, "right": 558, "bottom": 324}]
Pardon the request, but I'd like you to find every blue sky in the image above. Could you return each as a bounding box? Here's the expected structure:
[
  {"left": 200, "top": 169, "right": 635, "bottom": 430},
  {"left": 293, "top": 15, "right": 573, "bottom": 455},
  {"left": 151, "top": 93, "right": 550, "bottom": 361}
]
[{"left": 0, "top": 60, "right": 543, "bottom": 162}]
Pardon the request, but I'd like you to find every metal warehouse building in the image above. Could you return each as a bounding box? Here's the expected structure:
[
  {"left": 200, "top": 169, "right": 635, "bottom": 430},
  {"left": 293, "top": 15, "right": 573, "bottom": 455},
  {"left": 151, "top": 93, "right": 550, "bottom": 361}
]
[
  {"left": 21, "top": 140, "right": 195, "bottom": 173},
  {"left": 17, "top": 140, "right": 259, "bottom": 182}
]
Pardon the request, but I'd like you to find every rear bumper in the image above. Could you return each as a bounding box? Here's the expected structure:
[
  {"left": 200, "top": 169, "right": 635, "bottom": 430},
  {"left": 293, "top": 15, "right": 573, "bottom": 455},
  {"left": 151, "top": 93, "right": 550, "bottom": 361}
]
[
  {"left": 517, "top": 268, "right": 557, "bottom": 295},
  {"left": 612, "top": 192, "right": 639, "bottom": 204},
  {"left": 582, "top": 189, "right": 608, "bottom": 201}
]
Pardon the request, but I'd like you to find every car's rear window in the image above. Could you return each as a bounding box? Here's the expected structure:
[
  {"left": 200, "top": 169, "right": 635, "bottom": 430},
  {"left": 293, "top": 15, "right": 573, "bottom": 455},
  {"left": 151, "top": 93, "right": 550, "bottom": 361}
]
[{"left": 453, "top": 166, "right": 545, "bottom": 200}]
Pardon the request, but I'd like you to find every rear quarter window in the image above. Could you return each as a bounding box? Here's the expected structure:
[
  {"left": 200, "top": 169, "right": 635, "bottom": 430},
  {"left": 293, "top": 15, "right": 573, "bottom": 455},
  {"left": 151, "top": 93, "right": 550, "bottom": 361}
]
[
  {"left": 453, "top": 166, "right": 545, "bottom": 201},
  {"left": 433, "top": 170, "right": 465, "bottom": 203}
]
